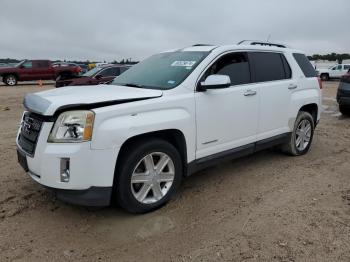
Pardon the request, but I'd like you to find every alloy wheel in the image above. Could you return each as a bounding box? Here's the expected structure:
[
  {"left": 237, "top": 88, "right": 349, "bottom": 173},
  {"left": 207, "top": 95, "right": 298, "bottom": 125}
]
[
  {"left": 6, "top": 76, "right": 16, "bottom": 86},
  {"left": 295, "top": 119, "right": 312, "bottom": 151},
  {"left": 131, "top": 152, "right": 175, "bottom": 204}
]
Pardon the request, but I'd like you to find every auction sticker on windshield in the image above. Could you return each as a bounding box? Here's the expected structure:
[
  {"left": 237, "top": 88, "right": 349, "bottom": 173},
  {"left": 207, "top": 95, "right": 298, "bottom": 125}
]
[{"left": 171, "top": 61, "right": 196, "bottom": 67}]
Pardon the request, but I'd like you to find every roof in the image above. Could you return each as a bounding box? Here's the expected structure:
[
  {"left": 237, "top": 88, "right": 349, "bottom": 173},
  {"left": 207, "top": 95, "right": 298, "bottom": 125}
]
[{"left": 179, "top": 43, "right": 302, "bottom": 54}]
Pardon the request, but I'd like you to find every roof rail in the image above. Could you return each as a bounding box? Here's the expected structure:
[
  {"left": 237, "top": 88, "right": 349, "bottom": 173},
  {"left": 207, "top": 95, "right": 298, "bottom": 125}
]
[{"left": 237, "top": 40, "right": 288, "bottom": 48}]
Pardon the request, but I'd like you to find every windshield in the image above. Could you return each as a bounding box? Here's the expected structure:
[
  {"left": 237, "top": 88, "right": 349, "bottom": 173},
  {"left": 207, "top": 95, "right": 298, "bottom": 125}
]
[
  {"left": 111, "top": 51, "right": 209, "bottom": 90},
  {"left": 83, "top": 67, "right": 101, "bottom": 77}
]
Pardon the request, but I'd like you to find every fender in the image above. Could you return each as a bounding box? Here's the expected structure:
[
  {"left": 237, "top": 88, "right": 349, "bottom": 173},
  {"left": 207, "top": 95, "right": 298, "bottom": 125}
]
[
  {"left": 91, "top": 95, "right": 196, "bottom": 163},
  {"left": 288, "top": 88, "right": 321, "bottom": 129}
]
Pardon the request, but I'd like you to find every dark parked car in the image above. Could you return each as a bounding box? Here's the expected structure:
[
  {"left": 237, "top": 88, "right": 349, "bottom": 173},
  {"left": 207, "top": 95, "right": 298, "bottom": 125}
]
[
  {"left": 337, "top": 69, "right": 350, "bottom": 115},
  {"left": 55, "top": 64, "right": 131, "bottom": 87},
  {"left": 0, "top": 60, "right": 81, "bottom": 86}
]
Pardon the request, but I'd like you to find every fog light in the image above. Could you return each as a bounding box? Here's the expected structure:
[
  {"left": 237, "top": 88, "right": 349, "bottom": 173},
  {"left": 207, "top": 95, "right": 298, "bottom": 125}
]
[{"left": 60, "top": 158, "right": 70, "bottom": 182}]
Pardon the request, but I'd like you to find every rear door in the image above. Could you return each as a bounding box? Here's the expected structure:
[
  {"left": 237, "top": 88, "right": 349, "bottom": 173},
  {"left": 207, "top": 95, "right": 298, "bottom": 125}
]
[
  {"left": 343, "top": 65, "right": 350, "bottom": 76},
  {"left": 248, "top": 52, "right": 294, "bottom": 140},
  {"left": 36, "top": 60, "right": 52, "bottom": 80}
]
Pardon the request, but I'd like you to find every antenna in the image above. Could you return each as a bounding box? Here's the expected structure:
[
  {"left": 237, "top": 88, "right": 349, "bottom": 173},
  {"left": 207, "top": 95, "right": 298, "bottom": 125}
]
[{"left": 267, "top": 34, "right": 271, "bottom": 42}]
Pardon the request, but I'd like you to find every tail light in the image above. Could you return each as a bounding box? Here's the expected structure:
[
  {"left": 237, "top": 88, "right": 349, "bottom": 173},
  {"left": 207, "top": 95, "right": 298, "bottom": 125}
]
[{"left": 317, "top": 77, "right": 322, "bottom": 89}]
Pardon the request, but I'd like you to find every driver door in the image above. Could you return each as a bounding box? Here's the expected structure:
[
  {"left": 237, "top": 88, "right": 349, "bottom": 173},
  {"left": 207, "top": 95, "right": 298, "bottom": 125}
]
[
  {"left": 195, "top": 52, "right": 259, "bottom": 159},
  {"left": 333, "top": 65, "right": 345, "bottom": 77}
]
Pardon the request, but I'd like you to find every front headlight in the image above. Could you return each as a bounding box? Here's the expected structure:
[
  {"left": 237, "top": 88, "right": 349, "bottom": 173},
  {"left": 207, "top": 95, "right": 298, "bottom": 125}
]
[{"left": 48, "top": 110, "right": 95, "bottom": 143}]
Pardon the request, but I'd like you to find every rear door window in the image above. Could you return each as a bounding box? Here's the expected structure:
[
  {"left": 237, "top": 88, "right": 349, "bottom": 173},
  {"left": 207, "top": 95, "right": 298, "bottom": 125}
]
[
  {"left": 281, "top": 55, "right": 292, "bottom": 79},
  {"left": 292, "top": 53, "right": 317, "bottom": 77},
  {"left": 37, "top": 61, "right": 49, "bottom": 68},
  {"left": 249, "top": 52, "right": 289, "bottom": 82}
]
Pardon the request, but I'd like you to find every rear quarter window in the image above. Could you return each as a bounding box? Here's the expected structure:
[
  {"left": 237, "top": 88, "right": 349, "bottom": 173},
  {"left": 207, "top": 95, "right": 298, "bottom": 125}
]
[{"left": 293, "top": 53, "right": 317, "bottom": 78}]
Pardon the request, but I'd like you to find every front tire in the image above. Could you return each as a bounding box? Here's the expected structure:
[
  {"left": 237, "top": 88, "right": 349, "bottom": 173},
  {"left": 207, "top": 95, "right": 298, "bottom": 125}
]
[
  {"left": 282, "top": 111, "right": 315, "bottom": 156},
  {"left": 115, "top": 139, "right": 183, "bottom": 213},
  {"left": 4, "top": 75, "right": 17, "bottom": 86}
]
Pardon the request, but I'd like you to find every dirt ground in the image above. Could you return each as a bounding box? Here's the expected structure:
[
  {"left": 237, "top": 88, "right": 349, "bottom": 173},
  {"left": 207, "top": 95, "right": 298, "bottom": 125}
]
[{"left": 0, "top": 81, "right": 349, "bottom": 262}]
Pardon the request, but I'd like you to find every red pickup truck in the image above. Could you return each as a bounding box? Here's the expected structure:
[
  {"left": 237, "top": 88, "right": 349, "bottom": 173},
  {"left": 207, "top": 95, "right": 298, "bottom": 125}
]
[{"left": 0, "top": 60, "right": 81, "bottom": 86}]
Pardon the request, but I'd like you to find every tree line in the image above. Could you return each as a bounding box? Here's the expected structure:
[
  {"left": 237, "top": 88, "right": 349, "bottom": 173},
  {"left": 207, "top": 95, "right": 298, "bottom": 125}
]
[{"left": 307, "top": 53, "right": 350, "bottom": 63}]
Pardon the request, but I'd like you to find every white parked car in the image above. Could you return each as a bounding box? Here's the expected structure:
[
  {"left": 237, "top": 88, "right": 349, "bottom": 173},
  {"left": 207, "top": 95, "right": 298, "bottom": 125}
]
[
  {"left": 317, "top": 64, "right": 350, "bottom": 81},
  {"left": 17, "top": 41, "right": 322, "bottom": 213}
]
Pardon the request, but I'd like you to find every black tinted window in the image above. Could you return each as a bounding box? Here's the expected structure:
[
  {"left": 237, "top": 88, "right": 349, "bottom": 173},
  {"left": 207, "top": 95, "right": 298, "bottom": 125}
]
[
  {"left": 203, "top": 52, "right": 251, "bottom": 85},
  {"left": 281, "top": 55, "right": 292, "bottom": 79},
  {"left": 120, "top": 66, "right": 130, "bottom": 74},
  {"left": 99, "top": 67, "right": 120, "bottom": 77},
  {"left": 293, "top": 53, "right": 317, "bottom": 77},
  {"left": 249, "top": 52, "right": 287, "bottom": 82},
  {"left": 37, "top": 61, "right": 49, "bottom": 68}
]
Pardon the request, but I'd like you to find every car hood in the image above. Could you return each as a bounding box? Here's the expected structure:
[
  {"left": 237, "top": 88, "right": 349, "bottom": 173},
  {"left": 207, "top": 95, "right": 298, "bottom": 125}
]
[{"left": 23, "top": 84, "right": 163, "bottom": 116}]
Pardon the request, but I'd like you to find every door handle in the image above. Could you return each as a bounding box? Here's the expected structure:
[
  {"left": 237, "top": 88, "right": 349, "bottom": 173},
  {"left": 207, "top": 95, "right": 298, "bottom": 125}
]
[
  {"left": 288, "top": 84, "right": 298, "bottom": 90},
  {"left": 244, "top": 89, "right": 257, "bottom": 96}
]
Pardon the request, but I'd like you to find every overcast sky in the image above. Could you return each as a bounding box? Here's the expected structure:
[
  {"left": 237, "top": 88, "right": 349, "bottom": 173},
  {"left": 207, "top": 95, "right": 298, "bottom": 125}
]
[{"left": 0, "top": 0, "right": 349, "bottom": 62}]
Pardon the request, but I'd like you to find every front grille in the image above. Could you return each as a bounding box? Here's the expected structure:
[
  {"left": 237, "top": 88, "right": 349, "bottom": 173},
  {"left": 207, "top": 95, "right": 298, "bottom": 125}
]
[{"left": 18, "top": 112, "right": 44, "bottom": 156}]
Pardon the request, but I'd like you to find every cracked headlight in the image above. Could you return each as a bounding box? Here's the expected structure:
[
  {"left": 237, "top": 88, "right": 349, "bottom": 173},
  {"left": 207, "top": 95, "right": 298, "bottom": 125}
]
[{"left": 48, "top": 110, "right": 94, "bottom": 143}]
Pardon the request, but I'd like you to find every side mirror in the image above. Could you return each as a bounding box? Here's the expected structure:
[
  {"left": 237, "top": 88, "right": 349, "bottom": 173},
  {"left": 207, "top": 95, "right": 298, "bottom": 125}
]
[
  {"left": 95, "top": 74, "right": 103, "bottom": 80},
  {"left": 199, "top": 74, "right": 231, "bottom": 91}
]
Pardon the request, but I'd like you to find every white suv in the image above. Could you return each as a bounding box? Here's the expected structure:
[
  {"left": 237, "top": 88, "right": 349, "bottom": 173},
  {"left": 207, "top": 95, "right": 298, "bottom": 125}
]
[{"left": 17, "top": 41, "right": 322, "bottom": 213}]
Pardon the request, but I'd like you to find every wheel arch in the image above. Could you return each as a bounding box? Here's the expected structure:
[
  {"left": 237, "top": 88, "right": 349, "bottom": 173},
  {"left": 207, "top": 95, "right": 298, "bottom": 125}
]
[
  {"left": 2, "top": 72, "right": 19, "bottom": 80},
  {"left": 299, "top": 103, "right": 318, "bottom": 125},
  {"left": 115, "top": 129, "right": 188, "bottom": 178}
]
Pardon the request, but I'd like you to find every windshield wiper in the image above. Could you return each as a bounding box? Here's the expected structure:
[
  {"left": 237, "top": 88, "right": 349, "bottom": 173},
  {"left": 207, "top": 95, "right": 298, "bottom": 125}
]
[{"left": 121, "top": 83, "right": 144, "bottom": 88}]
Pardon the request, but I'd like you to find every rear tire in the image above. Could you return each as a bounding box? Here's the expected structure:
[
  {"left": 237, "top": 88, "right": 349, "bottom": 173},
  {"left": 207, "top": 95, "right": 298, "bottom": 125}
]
[
  {"left": 282, "top": 111, "right": 315, "bottom": 156},
  {"left": 4, "top": 75, "right": 17, "bottom": 86},
  {"left": 320, "top": 73, "right": 329, "bottom": 81},
  {"left": 115, "top": 139, "right": 183, "bottom": 214},
  {"left": 339, "top": 105, "right": 350, "bottom": 116}
]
